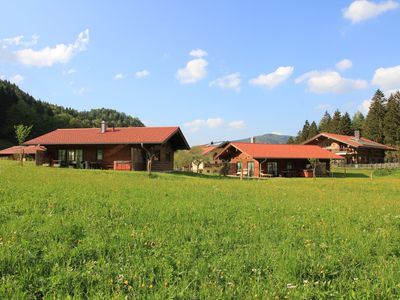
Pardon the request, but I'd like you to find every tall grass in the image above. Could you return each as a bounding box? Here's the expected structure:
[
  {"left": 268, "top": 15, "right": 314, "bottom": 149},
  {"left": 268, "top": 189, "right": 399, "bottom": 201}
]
[{"left": 0, "top": 161, "right": 399, "bottom": 298}]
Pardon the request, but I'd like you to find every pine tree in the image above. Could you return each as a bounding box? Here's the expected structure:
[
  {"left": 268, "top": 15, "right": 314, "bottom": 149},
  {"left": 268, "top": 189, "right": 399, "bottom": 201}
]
[
  {"left": 287, "top": 136, "right": 296, "bottom": 144},
  {"left": 307, "top": 121, "right": 319, "bottom": 139},
  {"left": 294, "top": 130, "right": 302, "bottom": 143},
  {"left": 364, "top": 90, "right": 386, "bottom": 143},
  {"left": 351, "top": 111, "right": 365, "bottom": 132},
  {"left": 329, "top": 110, "right": 342, "bottom": 134},
  {"left": 383, "top": 92, "right": 400, "bottom": 146},
  {"left": 318, "top": 111, "right": 331, "bottom": 133},
  {"left": 338, "top": 112, "right": 353, "bottom": 136},
  {"left": 300, "top": 120, "right": 310, "bottom": 142}
]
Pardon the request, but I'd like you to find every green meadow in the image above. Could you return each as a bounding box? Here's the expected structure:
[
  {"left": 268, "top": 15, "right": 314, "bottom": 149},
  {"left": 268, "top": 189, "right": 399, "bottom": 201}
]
[{"left": 0, "top": 161, "right": 400, "bottom": 299}]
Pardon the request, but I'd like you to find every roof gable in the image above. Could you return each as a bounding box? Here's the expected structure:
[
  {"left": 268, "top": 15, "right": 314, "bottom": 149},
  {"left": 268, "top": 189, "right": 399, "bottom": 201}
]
[
  {"left": 303, "top": 132, "right": 395, "bottom": 150},
  {"left": 216, "top": 142, "right": 343, "bottom": 160},
  {"left": 0, "top": 145, "right": 46, "bottom": 155}
]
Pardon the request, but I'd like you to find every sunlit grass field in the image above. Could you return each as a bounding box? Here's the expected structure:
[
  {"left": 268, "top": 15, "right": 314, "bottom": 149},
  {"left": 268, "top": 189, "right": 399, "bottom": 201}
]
[{"left": 0, "top": 160, "right": 399, "bottom": 299}]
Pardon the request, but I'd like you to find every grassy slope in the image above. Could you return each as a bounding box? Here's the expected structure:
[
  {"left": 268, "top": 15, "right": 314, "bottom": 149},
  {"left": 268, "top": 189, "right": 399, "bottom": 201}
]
[{"left": 0, "top": 161, "right": 399, "bottom": 299}]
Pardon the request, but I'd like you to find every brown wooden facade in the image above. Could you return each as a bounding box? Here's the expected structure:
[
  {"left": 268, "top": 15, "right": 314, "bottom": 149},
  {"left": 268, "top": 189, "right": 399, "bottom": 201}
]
[{"left": 39, "top": 142, "right": 175, "bottom": 171}]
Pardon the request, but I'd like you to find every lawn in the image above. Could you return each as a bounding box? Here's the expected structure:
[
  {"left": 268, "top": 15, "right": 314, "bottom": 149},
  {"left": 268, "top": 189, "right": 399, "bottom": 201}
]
[{"left": 0, "top": 161, "right": 399, "bottom": 299}]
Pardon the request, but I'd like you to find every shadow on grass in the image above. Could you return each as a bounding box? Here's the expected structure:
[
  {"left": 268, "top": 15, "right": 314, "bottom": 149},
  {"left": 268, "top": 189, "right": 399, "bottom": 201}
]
[
  {"left": 331, "top": 172, "right": 369, "bottom": 178},
  {"left": 169, "top": 171, "right": 236, "bottom": 180}
]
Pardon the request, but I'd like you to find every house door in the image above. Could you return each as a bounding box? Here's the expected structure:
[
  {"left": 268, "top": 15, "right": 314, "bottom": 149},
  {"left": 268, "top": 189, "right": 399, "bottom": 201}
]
[
  {"left": 247, "top": 161, "right": 254, "bottom": 177},
  {"left": 267, "top": 162, "right": 278, "bottom": 177}
]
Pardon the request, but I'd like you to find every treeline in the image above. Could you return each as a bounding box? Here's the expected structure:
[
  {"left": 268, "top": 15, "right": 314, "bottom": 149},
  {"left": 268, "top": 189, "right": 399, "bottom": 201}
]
[
  {"left": 288, "top": 90, "right": 400, "bottom": 147},
  {"left": 0, "top": 80, "right": 144, "bottom": 146}
]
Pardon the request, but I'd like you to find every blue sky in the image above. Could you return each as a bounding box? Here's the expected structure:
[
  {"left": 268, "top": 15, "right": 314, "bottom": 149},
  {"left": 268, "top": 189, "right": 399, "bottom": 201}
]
[{"left": 1, "top": 0, "right": 400, "bottom": 145}]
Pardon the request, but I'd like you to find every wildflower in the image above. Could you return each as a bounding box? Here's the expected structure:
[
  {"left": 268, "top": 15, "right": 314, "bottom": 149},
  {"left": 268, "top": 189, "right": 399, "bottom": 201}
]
[
  {"left": 123, "top": 280, "right": 128, "bottom": 285},
  {"left": 286, "top": 283, "right": 297, "bottom": 289}
]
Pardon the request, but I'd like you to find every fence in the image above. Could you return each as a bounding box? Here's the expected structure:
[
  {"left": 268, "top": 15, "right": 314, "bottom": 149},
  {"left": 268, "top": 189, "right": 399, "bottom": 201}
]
[{"left": 336, "top": 162, "right": 400, "bottom": 169}]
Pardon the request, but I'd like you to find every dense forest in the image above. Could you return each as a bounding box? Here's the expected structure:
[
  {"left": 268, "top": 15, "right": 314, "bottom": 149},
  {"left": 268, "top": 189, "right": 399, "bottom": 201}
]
[
  {"left": 288, "top": 90, "right": 400, "bottom": 149},
  {"left": 0, "top": 80, "right": 144, "bottom": 148}
]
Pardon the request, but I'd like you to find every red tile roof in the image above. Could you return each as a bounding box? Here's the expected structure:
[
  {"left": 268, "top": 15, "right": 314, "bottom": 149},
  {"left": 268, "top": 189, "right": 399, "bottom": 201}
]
[
  {"left": 0, "top": 145, "right": 46, "bottom": 155},
  {"left": 24, "top": 127, "right": 189, "bottom": 147},
  {"left": 304, "top": 132, "right": 395, "bottom": 150},
  {"left": 217, "top": 142, "right": 343, "bottom": 160}
]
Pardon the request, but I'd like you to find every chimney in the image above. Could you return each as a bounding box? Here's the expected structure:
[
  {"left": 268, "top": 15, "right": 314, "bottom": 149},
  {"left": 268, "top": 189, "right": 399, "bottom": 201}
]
[
  {"left": 100, "top": 120, "right": 107, "bottom": 133},
  {"left": 250, "top": 136, "right": 256, "bottom": 143},
  {"left": 354, "top": 130, "right": 360, "bottom": 140}
]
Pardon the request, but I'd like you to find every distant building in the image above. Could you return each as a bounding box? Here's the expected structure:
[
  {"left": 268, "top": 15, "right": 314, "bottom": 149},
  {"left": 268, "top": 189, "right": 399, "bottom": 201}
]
[
  {"left": 302, "top": 131, "right": 395, "bottom": 164},
  {"left": 24, "top": 122, "right": 190, "bottom": 171},
  {"left": 0, "top": 145, "right": 46, "bottom": 161},
  {"left": 191, "top": 141, "right": 229, "bottom": 173},
  {"left": 215, "top": 142, "right": 342, "bottom": 177}
]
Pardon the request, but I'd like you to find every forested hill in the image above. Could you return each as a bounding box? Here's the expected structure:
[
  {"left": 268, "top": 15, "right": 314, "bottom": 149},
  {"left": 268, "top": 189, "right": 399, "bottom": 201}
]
[{"left": 0, "top": 80, "right": 144, "bottom": 148}]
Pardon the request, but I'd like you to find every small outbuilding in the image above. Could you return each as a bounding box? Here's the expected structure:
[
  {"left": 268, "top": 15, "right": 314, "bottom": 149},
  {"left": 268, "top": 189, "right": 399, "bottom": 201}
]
[
  {"left": 0, "top": 145, "right": 46, "bottom": 161},
  {"left": 215, "top": 142, "right": 343, "bottom": 177}
]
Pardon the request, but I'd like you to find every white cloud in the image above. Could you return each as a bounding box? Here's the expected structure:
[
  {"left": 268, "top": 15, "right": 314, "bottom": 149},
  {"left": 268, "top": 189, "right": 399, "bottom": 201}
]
[
  {"left": 10, "top": 74, "right": 24, "bottom": 84},
  {"left": 63, "top": 68, "right": 76, "bottom": 75},
  {"left": 184, "top": 118, "right": 245, "bottom": 132},
  {"left": 358, "top": 99, "right": 372, "bottom": 114},
  {"left": 372, "top": 65, "right": 400, "bottom": 92},
  {"left": 1, "top": 35, "right": 24, "bottom": 46},
  {"left": 189, "top": 48, "right": 207, "bottom": 58},
  {"left": 206, "top": 118, "right": 223, "bottom": 128},
  {"left": 0, "top": 74, "right": 24, "bottom": 84},
  {"left": 295, "top": 70, "right": 368, "bottom": 93},
  {"left": 184, "top": 119, "right": 206, "bottom": 132},
  {"left": 0, "top": 29, "right": 89, "bottom": 67},
  {"left": 228, "top": 120, "right": 245, "bottom": 130},
  {"left": 177, "top": 58, "right": 208, "bottom": 84},
  {"left": 74, "top": 87, "right": 89, "bottom": 95},
  {"left": 114, "top": 73, "right": 123, "bottom": 80},
  {"left": 210, "top": 73, "right": 241, "bottom": 91},
  {"left": 315, "top": 103, "right": 332, "bottom": 110},
  {"left": 335, "top": 59, "right": 353, "bottom": 71},
  {"left": 135, "top": 69, "right": 150, "bottom": 78},
  {"left": 249, "top": 66, "right": 294, "bottom": 89},
  {"left": 343, "top": 0, "right": 399, "bottom": 23}
]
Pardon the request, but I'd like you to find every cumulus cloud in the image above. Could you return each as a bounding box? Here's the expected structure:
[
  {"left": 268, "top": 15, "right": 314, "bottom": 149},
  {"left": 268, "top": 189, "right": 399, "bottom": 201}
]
[
  {"left": 135, "top": 69, "right": 150, "bottom": 78},
  {"left": 335, "top": 59, "right": 353, "bottom": 71},
  {"left": 177, "top": 58, "right": 208, "bottom": 84},
  {"left": 184, "top": 118, "right": 243, "bottom": 132},
  {"left": 295, "top": 70, "right": 368, "bottom": 93},
  {"left": 228, "top": 120, "right": 245, "bottom": 129},
  {"left": 63, "top": 68, "right": 76, "bottom": 75},
  {"left": 114, "top": 73, "right": 123, "bottom": 80},
  {"left": 249, "top": 66, "right": 294, "bottom": 89},
  {"left": 358, "top": 99, "right": 372, "bottom": 114},
  {"left": 343, "top": 0, "right": 399, "bottom": 23},
  {"left": 0, "top": 29, "right": 89, "bottom": 67},
  {"left": 210, "top": 73, "right": 241, "bottom": 91},
  {"left": 189, "top": 48, "right": 207, "bottom": 58},
  {"left": 1, "top": 34, "right": 39, "bottom": 48},
  {"left": 372, "top": 65, "right": 400, "bottom": 93}
]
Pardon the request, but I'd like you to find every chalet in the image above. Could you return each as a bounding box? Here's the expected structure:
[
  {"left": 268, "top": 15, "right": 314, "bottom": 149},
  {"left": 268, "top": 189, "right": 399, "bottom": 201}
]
[
  {"left": 24, "top": 122, "right": 190, "bottom": 171},
  {"left": 215, "top": 142, "right": 343, "bottom": 177},
  {"left": 302, "top": 131, "right": 396, "bottom": 164},
  {"left": 0, "top": 145, "right": 46, "bottom": 160},
  {"left": 191, "top": 141, "right": 229, "bottom": 173}
]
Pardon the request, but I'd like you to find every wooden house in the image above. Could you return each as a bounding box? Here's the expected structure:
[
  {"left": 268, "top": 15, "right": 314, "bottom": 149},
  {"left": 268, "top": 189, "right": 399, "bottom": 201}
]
[
  {"left": 0, "top": 145, "right": 46, "bottom": 160},
  {"left": 24, "top": 122, "right": 190, "bottom": 171},
  {"left": 302, "top": 131, "right": 395, "bottom": 164},
  {"left": 215, "top": 142, "right": 343, "bottom": 177}
]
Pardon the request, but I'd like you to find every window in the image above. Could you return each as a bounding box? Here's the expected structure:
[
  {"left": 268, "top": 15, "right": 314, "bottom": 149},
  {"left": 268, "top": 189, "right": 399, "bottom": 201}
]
[
  {"left": 76, "top": 149, "right": 83, "bottom": 162},
  {"left": 96, "top": 149, "right": 103, "bottom": 161},
  {"left": 58, "top": 149, "right": 66, "bottom": 162},
  {"left": 67, "top": 149, "right": 76, "bottom": 161},
  {"left": 237, "top": 161, "right": 242, "bottom": 171},
  {"left": 247, "top": 161, "right": 254, "bottom": 177},
  {"left": 267, "top": 162, "right": 278, "bottom": 176},
  {"left": 153, "top": 150, "right": 161, "bottom": 161},
  {"left": 166, "top": 152, "right": 172, "bottom": 162},
  {"left": 287, "top": 162, "right": 293, "bottom": 170}
]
